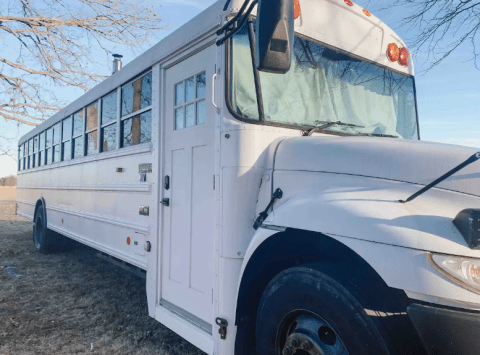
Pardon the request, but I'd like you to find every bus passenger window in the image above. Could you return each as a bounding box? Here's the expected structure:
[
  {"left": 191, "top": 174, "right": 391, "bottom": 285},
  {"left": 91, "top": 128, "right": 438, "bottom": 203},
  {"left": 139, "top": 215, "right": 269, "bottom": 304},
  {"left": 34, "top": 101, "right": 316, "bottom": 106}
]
[
  {"left": 53, "top": 123, "right": 61, "bottom": 163},
  {"left": 32, "top": 136, "right": 38, "bottom": 168},
  {"left": 39, "top": 132, "right": 45, "bottom": 167},
  {"left": 101, "top": 91, "right": 117, "bottom": 152},
  {"left": 28, "top": 139, "right": 33, "bottom": 169},
  {"left": 122, "top": 111, "right": 152, "bottom": 147},
  {"left": 62, "top": 117, "right": 72, "bottom": 161},
  {"left": 72, "top": 109, "right": 84, "bottom": 159},
  {"left": 46, "top": 128, "right": 53, "bottom": 165},
  {"left": 86, "top": 102, "right": 99, "bottom": 155},
  {"left": 120, "top": 72, "right": 152, "bottom": 148}
]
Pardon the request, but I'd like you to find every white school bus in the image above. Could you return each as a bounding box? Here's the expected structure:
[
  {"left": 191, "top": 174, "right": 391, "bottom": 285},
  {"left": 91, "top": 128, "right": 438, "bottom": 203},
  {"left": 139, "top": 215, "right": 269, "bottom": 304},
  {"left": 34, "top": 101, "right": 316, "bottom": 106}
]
[{"left": 16, "top": 0, "right": 480, "bottom": 354}]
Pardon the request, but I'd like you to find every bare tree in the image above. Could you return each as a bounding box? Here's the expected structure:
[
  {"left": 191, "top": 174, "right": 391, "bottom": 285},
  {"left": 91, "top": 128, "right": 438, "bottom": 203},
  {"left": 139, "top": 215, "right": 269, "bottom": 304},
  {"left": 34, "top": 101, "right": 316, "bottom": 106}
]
[
  {"left": 381, "top": 0, "right": 480, "bottom": 69},
  {"left": 0, "top": 175, "right": 17, "bottom": 186},
  {"left": 0, "top": 0, "right": 164, "bottom": 157},
  {"left": 0, "top": 132, "right": 17, "bottom": 160}
]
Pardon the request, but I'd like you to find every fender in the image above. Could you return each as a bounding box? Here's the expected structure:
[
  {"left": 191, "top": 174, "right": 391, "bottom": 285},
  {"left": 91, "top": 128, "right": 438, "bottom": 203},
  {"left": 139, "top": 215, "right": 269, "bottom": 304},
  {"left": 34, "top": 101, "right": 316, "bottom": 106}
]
[{"left": 235, "top": 171, "right": 480, "bottom": 345}]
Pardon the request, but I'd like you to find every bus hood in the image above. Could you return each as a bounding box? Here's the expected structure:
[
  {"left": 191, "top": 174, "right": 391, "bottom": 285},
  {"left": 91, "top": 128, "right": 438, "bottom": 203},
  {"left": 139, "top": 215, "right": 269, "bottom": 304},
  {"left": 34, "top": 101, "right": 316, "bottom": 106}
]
[{"left": 274, "top": 136, "right": 480, "bottom": 197}]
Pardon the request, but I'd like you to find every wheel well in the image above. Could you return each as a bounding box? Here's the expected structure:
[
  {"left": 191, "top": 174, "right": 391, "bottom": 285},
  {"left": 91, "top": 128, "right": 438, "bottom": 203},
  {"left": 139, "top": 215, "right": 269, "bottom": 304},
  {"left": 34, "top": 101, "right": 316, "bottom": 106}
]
[
  {"left": 33, "top": 198, "right": 46, "bottom": 224},
  {"left": 234, "top": 228, "right": 421, "bottom": 355}
]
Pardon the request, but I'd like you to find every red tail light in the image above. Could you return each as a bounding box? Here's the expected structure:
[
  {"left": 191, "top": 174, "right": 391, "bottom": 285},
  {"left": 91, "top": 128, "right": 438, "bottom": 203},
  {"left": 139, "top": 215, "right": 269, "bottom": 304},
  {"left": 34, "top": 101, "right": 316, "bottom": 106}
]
[
  {"left": 398, "top": 47, "right": 409, "bottom": 66},
  {"left": 387, "top": 43, "right": 399, "bottom": 62}
]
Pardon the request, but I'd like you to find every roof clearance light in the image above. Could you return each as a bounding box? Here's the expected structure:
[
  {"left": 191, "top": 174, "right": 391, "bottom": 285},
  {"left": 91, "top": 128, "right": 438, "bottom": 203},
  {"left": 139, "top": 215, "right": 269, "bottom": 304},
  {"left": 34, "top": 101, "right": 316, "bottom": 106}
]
[
  {"left": 344, "top": 0, "right": 353, "bottom": 6},
  {"left": 363, "top": 9, "right": 371, "bottom": 17},
  {"left": 294, "top": 0, "right": 301, "bottom": 19},
  {"left": 387, "top": 43, "right": 399, "bottom": 62},
  {"left": 398, "top": 47, "right": 409, "bottom": 66}
]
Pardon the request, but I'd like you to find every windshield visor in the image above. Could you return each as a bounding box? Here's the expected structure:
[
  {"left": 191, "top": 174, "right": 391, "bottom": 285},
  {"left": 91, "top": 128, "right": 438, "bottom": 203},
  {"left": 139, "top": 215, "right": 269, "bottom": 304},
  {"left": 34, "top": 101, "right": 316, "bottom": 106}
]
[{"left": 229, "top": 25, "right": 419, "bottom": 139}]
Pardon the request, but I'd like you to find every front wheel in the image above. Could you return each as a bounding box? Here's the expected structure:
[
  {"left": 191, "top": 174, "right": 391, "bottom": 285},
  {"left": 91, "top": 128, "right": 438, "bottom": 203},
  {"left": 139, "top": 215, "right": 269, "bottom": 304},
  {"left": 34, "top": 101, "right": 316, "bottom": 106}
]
[{"left": 256, "top": 265, "right": 390, "bottom": 355}]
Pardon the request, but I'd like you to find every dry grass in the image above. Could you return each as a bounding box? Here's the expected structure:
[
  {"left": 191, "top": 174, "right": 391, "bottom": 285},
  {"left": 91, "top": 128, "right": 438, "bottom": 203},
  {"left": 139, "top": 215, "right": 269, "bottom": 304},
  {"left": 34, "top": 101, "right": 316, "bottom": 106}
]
[
  {"left": 0, "top": 204, "right": 206, "bottom": 355},
  {"left": 0, "top": 188, "right": 16, "bottom": 202}
]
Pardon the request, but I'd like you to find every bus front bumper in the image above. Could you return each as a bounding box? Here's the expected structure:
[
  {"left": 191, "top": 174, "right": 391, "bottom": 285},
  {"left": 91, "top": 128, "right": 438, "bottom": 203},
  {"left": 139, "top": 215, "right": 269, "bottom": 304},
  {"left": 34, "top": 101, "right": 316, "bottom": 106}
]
[{"left": 407, "top": 303, "right": 480, "bottom": 355}]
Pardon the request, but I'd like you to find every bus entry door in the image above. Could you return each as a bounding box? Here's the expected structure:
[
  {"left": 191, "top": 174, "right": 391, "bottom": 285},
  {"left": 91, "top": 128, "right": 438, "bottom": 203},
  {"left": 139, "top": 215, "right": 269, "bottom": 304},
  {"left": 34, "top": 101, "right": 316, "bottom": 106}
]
[{"left": 160, "top": 46, "right": 215, "bottom": 329}]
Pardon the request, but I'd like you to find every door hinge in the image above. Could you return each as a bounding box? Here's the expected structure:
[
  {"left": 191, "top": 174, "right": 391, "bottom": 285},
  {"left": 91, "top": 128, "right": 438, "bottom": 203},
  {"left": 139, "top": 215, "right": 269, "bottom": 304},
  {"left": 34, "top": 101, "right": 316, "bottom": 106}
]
[
  {"left": 213, "top": 175, "right": 215, "bottom": 190},
  {"left": 215, "top": 317, "right": 228, "bottom": 340}
]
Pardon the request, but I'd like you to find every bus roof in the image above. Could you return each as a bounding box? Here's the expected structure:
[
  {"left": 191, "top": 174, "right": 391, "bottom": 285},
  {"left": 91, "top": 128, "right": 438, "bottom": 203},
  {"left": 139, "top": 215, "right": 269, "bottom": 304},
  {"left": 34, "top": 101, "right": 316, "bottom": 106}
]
[{"left": 19, "top": 0, "right": 412, "bottom": 146}]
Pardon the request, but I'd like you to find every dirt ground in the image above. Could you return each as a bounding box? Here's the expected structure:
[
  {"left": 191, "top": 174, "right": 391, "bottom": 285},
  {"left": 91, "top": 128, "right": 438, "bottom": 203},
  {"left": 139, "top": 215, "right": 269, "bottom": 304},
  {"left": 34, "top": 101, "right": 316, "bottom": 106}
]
[{"left": 0, "top": 201, "right": 205, "bottom": 355}]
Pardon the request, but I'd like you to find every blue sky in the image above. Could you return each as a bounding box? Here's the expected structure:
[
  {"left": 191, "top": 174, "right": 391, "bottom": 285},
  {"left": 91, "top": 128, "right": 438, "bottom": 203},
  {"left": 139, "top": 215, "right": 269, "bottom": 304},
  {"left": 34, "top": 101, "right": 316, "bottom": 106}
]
[{"left": 1, "top": 0, "right": 479, "bottom": 177}]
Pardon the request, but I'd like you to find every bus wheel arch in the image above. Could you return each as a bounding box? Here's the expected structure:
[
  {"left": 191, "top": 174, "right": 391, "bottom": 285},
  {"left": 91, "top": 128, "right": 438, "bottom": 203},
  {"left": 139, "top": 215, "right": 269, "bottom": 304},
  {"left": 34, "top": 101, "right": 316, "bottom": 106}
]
[
  {"left": 234, "top": 228, "right": 425, "bottom": 355},
  {"left": 32, "top": 197, "right": 73, "bottom": 253}
]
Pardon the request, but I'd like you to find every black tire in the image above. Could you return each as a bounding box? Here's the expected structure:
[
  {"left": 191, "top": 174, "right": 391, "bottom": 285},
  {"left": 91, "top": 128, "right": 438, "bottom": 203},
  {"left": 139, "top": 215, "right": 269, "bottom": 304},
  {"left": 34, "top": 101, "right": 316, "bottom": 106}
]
[
  {"left": 33, "top": 207, "right": 54, "bottom": 254},
  {"left": 255, "top": 265, "right": 390, "bottom": 355},
  {"left": 33, "top": 206, "right": 74, "bottom": 253}
]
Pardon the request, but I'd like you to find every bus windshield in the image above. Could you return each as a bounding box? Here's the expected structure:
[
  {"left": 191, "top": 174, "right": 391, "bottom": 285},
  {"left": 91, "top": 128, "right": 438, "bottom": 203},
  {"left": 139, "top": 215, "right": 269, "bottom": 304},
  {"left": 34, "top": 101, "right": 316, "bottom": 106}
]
[{"left": 229, "top": 25, "right": 419, "bottom": 139}]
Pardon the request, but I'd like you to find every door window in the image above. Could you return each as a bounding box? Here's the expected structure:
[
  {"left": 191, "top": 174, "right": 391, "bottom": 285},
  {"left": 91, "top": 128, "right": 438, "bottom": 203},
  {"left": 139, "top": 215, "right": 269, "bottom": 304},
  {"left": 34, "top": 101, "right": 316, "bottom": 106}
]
[{"left": 174, "top": 72, "right": 206, "bottom": 130}]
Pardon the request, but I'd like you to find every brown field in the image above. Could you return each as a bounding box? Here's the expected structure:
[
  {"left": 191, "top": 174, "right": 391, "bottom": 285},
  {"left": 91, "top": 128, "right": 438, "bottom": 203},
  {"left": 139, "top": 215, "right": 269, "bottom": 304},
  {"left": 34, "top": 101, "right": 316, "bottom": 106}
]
[
  {"left": 0, "top": 201, "right": 205, "bottom": 355},
  {"left": 0, "top": 187, "right": 16, "bottom": 202}
]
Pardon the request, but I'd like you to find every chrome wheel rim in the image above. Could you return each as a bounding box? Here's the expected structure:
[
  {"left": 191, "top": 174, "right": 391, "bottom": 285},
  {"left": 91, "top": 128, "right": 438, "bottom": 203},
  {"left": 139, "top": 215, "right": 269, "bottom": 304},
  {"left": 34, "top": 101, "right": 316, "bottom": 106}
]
[{"left": 276, "top": 311, "right": 348, "bottom": 355}]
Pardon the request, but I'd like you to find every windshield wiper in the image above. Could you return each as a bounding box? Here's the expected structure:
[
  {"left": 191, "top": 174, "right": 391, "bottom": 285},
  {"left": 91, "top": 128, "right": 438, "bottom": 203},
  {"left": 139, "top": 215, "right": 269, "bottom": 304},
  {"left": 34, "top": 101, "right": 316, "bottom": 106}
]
[
  {"left": 357, "top": 133, "right": 399, "bottom": 138},
  {"left": 303, "top": 121, "right": 365, "bottom": 136}
]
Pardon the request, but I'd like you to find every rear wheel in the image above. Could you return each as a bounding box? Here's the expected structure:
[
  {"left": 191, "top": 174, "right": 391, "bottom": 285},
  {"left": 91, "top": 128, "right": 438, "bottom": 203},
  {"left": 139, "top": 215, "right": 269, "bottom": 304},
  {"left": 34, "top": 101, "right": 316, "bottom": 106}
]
[
  {"left": 256, "top": 265, "right": 390, "bottom": 355},
  {"left": 34, "top": 206, "right": 74, "bottom": 253},
  {"left": 34, "top": 209, "right": 52, "bottom": 253}
]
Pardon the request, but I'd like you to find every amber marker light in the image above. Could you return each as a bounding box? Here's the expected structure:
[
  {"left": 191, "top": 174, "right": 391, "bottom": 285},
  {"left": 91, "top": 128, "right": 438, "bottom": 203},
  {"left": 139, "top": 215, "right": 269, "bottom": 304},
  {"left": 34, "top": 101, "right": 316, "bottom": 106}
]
[
  {"left": 387, "top": 43, "right": 399, "bottom": 62},
  {"left": 398, "top": 47, "right": 409, "bottom": 66},
  {"left": 363, "top": 9, "right": 371, "bottom": 17},
  {"left": 294, "top": 0, "right": 301, "bottom": 19},
  {"left": 344, "top": 0, "right": 353, "bottom": 6}
]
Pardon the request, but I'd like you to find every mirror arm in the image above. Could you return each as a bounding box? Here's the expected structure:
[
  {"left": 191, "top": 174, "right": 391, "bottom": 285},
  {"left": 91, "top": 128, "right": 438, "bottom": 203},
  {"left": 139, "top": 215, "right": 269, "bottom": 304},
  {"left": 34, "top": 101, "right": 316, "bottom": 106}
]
[
  {"left": 216, "top": 0, "right": 258, "bottom": 46},
  {"left": 247, "top": 17, "right": 265, "bottom": 122},
  {"left": 223, "top": 0, "right": 233, "bottom": 11},
  {"left": 217, "top": 0, "right": 250, "bottom": 36}
]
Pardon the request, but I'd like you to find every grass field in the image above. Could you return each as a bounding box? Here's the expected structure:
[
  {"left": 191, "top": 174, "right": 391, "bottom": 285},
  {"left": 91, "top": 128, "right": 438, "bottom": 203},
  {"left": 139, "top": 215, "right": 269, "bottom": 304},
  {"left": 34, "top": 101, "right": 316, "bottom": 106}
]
[
  {"left": 0, "top": 201, "right": 205, "bottom": 355},
  {"left": 0, "top": 187, "right": 16, "bottom": 202}
]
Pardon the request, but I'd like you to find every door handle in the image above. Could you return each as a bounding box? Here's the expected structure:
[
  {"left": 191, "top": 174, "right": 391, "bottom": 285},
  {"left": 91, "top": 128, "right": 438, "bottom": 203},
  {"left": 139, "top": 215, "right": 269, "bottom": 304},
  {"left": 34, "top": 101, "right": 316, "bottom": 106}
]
[
  {"left": 212, "top": 72, "right": 220, "bottom": 114},
  {"left": 164, "top": 175, "right": 170, "bottom": 190},
  {"left": 161, "top": 198, "right": 170, "bottom": 207}
]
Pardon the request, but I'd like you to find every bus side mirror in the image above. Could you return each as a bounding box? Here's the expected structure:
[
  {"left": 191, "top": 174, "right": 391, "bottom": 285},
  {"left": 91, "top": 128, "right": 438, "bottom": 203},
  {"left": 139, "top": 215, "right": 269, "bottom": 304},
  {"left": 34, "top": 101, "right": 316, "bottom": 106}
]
[{"left": 255, "top": 0, "right": 294, "bottom": 74}]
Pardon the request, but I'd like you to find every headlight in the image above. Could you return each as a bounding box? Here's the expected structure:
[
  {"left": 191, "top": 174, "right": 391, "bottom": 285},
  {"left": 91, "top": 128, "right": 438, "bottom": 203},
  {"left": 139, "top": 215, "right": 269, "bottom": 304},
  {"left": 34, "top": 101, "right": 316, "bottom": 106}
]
[{"left": 428, "top": 254, "right": 480, "bottom": 295}]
